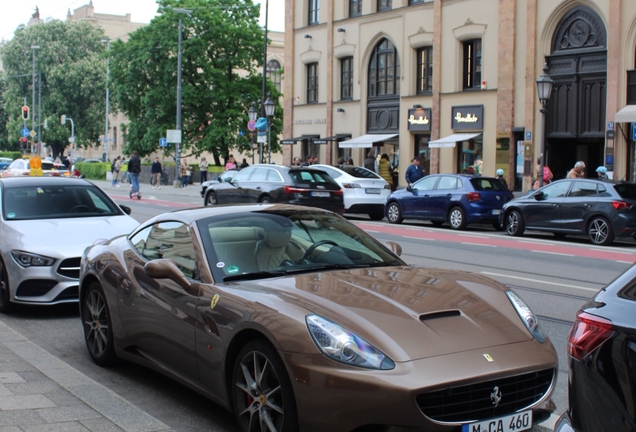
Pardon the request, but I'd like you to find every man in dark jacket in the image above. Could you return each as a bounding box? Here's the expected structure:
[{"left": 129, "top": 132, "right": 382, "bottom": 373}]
[
  {"left": 405, "top": 157, "right": 423, "bottom": 186},
  {"left": 128, "top": 151, "right": 142, "bottom": 198},
  {"left": 364, "top": 151, "right": 376, "bottom": 172},
  {"left": 151, "top": 157, "right": 162, "bottom": 189}
]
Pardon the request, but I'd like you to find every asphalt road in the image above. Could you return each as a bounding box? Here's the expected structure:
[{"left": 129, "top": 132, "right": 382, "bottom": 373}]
[{"left": 2, "top": 182, "right": 633, "bottom": 431}]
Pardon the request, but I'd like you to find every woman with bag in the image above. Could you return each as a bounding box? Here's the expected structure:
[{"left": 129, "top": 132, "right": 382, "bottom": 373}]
[
  {"left": 378, "top": 154, "right": 394, "bottom": 191},
  {"left": 533, "top": 158, "right": 553, "bottom": 189}
]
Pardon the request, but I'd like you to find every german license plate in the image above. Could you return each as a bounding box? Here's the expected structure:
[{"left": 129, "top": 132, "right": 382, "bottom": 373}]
[
  {"left": 462, "top": 409, "right": 532, "bottom": 432},
  {"left": 365, "top": 188, "right": 381, "bottom": 194},
  {"left": 492, "top": 209, "right": 501, "bottom": 215},
  {"left": 311, "top": 191, "right": 330, "bottom": 197}
]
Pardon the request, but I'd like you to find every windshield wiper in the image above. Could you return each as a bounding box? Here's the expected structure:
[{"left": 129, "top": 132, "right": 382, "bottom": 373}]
[
  {"left": 223, "top": 271, "right": 287, "bottom": 282},
  {"left": 281, "top": 263, "right": 372, "bottom": 273}
]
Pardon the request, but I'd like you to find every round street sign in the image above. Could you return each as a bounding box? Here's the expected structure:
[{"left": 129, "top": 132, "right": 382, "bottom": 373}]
[
  {"left": 21, "top": 128, "right": 29, "bottom": 138},
  {"left": 247, "top": 119, "right": 256, "bottom": 132}
]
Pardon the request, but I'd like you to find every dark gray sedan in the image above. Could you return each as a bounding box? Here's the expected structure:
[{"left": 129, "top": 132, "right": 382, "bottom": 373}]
[{"left": 501, "top": 179, "right": 636, "bottom": 245}]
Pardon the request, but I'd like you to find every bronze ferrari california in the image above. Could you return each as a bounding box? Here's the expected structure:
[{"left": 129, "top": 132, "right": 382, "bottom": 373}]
[{"left": 79, "top": 204, "right": 558, "bottom": 432}]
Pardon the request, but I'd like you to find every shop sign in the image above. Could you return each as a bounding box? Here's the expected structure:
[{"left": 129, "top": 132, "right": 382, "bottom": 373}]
[
  {"left": 452, "top": 105, "right": 484, "bottom": 130},
  {"left": 407, "top": 107, "right": 432, "bottom": 132}
]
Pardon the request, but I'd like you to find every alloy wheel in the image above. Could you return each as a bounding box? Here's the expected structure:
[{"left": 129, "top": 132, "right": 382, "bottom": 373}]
[
  {"left": 387, "top": 203, "right": 402, "bottom": 224},
  {"left": 82, "top": 284, "right": 116, "bottom": 366},
  {"left": 588, "top": 218, "right": 612, "bottom": 246},
  {"left": 206, "top": 193, "right": 217, "bottom": 206},
  {"left": 235, "top": 350, "right": 285, "bottom": 431}
]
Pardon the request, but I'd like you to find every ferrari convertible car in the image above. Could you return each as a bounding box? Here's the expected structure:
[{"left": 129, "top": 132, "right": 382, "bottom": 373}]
[{"left": 79, "top": 204, "right": 558, "bottom": 432}]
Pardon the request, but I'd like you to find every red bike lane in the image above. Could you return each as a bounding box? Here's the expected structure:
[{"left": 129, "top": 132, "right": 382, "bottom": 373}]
[{"left": 354, "top": 222, "right": 636, "bottom": 264}]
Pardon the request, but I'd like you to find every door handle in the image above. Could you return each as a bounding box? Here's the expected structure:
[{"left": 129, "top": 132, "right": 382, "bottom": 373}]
[
  {"left": 423, "top": 194, "right": 430, "bottom": 198},
  {"left": 256, "top": 187, "right": 261, "bottom": 190},
  {"left": 446, "top": 193, "right": 452, "bottom": 197}
]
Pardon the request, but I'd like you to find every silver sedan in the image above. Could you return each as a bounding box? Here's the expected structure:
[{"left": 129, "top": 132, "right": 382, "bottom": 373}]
[{"left": 0, "top": 177, "right": 139, "bottom": 312}]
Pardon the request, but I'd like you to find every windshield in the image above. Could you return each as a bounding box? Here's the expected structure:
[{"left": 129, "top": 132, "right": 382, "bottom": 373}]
[
  {"left": 197, "top": 209, "right": 405, "bottom": 282},
  {"left": 2, "top": 184, "right": 123, "bottom": 220}
]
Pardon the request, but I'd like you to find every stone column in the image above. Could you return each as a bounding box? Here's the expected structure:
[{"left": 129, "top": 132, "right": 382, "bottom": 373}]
[
  {"left": 523, "top": 0, "right": 538, "bottom": 192},
  {"left": 430, "top": 0, "right": 442, "bottom": 175}
]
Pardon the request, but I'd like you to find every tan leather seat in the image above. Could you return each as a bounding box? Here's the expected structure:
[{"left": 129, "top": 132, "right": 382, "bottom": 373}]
[{"left": 254, "top": 229, "right": 292, "bottom": 272}]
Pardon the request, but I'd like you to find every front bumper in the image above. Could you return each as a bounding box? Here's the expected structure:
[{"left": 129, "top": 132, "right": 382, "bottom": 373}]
[
  {"left": 285, "top": 339, "right": 557, "bottom": 432},
  {"left": 6, "top": 254, "right": 80, "bottom": 305}
]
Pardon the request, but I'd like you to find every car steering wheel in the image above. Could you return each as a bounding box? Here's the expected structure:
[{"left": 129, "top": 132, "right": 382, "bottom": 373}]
[
  {"left": 302, "top": 240, "right": 339, "bottom": 261},
  {"left": 70, "top": 204, "right": 92, "bottom": 213}
]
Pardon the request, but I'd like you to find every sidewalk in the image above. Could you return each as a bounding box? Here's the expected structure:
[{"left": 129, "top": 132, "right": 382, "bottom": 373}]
[
  {"left": 0, "top": 320, "right": 171, "bottom": 432},
  {"left": 91, "top": 179, "right": 203, "bottom": 202}
]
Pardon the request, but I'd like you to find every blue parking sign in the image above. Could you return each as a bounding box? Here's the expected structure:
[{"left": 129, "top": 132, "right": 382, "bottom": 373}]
[{"left": 21, "top": 127, "right": 29, "bottom": 138}]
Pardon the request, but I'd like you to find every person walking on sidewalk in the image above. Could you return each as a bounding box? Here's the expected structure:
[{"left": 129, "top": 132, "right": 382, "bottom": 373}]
[
  {"left": 128, "top": 151, "right": 142, "bottom": 198},
  {"left": 151, "top": 157, "right": 162, "bottom": 189},
  {"left": 180, "top": 159, "right": 190, "bottom": 189},
  {"left": 111, "top": 156, "right": 122, "bottom": 187},
  {"left": 199, "top": 157, "right": 208, "bottom": 183},
  {"left": 405, "top": 157, "right": 423, "bottom": 186}
]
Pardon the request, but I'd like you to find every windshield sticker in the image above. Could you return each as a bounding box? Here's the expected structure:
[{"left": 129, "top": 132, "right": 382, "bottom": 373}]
[
  {"left": 216, "top": 262, "right": 225, "bottom": 268},
  {"left": 36, "top": 188, "right": 43, "bottom": 194},
  {"left": 227, "top": 266, "right": 239, "bottom": 274},
  {"left": 6, "top": 213, "right": 15, "bottom": 219}
]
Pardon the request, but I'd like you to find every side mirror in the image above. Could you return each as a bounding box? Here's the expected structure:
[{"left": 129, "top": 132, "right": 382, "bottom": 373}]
[
  {"left": 119, "top": 205, "right": 132, "bottom": 215},
  {"left": 534, "top": 191, "right": 546, "bottom": 201},
  {"left": 144, "top": 259, "right": 191, "bottom": 290},
  {"left": 406, "top": 185, "right": 413, "bottom": 192},
  {"left": 383, "top": 241, "right": 402, "bottom": 257}
]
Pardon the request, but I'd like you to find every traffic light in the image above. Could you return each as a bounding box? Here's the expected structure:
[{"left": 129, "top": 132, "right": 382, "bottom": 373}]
[{"left": 21, "top": 106, "right": 29, "bottom": 120}]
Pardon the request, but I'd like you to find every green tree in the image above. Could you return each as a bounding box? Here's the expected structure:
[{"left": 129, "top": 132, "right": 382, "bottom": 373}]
[
  {"left": 110, "top": 0, "right": 282, "bottom": 164},
  {"left": 1, "top": 20, "right": 109, "bottom": 157}
]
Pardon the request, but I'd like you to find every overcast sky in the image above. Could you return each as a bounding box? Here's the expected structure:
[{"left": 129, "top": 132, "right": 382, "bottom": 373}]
[{"left": 1, "top": 0, "right": 285, "bottom": 42}]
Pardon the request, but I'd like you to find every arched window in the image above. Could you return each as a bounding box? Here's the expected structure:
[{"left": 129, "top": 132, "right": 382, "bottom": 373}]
[
  {"left": 266, "top": 59, "right": 282, "bottom": 92},
  {"left": 368, "top": 38, "right": 400, "bottom": 97}
]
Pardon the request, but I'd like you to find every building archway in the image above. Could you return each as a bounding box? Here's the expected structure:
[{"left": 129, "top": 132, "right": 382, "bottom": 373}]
[{"left": 545, "top": 5, "right": 607, "bottom": 179}]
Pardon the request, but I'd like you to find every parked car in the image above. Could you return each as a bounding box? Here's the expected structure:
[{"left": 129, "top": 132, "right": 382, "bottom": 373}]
[
  {"left": 79, "top": 204, "right": 558, "bottom": 432},
  {"left": 385, "top": 174, "right": 514, "bottom": 229},
  {"left": 555, "top": 263, "right": 636, "bottom": 432},
  {"left": 0, "top": 177, "right": 139, "bottom": 312},
  {"left": 312, "top": 164, "right": 390, "bottom": 220},
  {"left": 0, "top": 157, "right": 13, "bottom": 171},
  {"left": 1, "top": 158, "right": 68, "bottom": 177},
  {"left": 501, "top": 178, "right": 636, "bottom": 246},
  {"left": 202, "top": 164, "right": 344, "bottom": 214},
  {"left": 199, "top": 168, "right": 240, "bottom": 198}
]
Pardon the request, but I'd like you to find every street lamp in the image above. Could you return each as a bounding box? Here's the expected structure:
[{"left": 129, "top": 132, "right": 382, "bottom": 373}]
[
  {"left": 174, "top": 7, "right": 192, "bottom": 183},
  {"left": 102, "top": 38, "right": 111, "bottom": 161},
  {"left": 31, "top": 44, "right": 39, "bottom": 154},
  {"left": 264, "top": 93, "right": 275, "bottom": 163},
  {"left": 536, "top": 63, "right": 554, "bottom": 188},
  {"left": 248, "top": 102, "right": 258, "bottom": 164}
]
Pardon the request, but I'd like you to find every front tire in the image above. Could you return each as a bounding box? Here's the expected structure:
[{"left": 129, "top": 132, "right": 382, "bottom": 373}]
[
  {"left": 386, "top": 202, "right": 403, "bottom": 224},
  {"left": 259, "top": 196, "right": 272, "bottom": 204},
  {"left": 81, "top": 282, "right": 117, "bottom": 366},
  {"left": 448, "top": 206, "right": 467, "bottom": 230},
  {"left": 232, "top": 339, "right": 299, "bottom": 432},
  {"left": 588, "top": 217, "right": 613, "bottom": 246},
  {"left": 205, "top": 192, "right": 217, "bottom": 206},
  {"left": 506, "top": 210, "right": 525, "bottom": 236},
  {"left": 0, "top": 259, "right": 12, "bottom": 313}
]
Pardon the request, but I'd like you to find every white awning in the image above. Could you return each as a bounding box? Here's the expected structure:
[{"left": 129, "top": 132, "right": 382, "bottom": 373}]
[
  {"left": 428, "top": 133, "right": 482, "bottom": 148},
  {"left": 615, "top": 105, "right": 636, "bottom": 123},
  {"left": 339, "top": 133, "right": 398, "bottom": 148}
]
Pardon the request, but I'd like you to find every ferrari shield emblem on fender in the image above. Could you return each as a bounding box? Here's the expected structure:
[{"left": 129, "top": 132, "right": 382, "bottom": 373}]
[
  {"left": 210, "top": 294, "right": 220, "bottom": 310},
  {"left": 483, "top": 353, "right": 494, "bottom": 362}
]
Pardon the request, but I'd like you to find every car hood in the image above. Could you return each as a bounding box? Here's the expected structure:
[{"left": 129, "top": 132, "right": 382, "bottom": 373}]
[
  {"left": 233, "top": 266, "right": 532, "bottom": 362},
  {"left": 3, "top": 216, "right": 139, "bottom": 258}
]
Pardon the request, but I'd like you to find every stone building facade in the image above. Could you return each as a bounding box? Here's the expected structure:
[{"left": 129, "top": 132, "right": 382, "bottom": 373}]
[{"left": 283, "top": 0, "right": 636, "bottom": 190}]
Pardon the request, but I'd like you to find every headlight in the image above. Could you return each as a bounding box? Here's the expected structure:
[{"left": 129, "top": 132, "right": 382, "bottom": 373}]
[
  {"left": 306, "top": 314, "right": 395, "bottom": 370},
  {"left": 11, "top": 251, "right": 55, "bottom": 267},
  {"left": 506, "top": 290, "right": 545, "bottom": 343}
]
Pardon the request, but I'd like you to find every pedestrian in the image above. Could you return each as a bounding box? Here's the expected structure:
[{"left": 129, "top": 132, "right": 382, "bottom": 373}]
[
  {"left": 180, "top": 159, "right": 190, "bottom": 189},
  {"left": 225, "top": 155, "right": 237, "bottom": 171},
  {"left": 364, "top": 151, "right": 375, "bottom": 172},
  {"left": 301, "top": 156, "right": 311, "bottom": 167},
  {"left": 346, "top": 157, "right": 354, "bottom": 166},
  {"left": 240, "top": 158, "right": 249, "bottom": 169},
  {"left": 405, "top": 156, "right": 423, "bottom": 186},
  {"left": 311, "top": 155, "right": 318, "bottom": 165},
  {"left": 151, "top": 157, "right": 162, "bottom": 189},
  {"left": 533, "top": 157, "right": 554, "bottom": 189},
  {"left": 128, "top": 151, "right": 142, "bottom": 198},
  {"left": 292, "top": 157, "right": 301, "bottom": 167},
  {"left": 112, "top": 156, "right": 122, "bottom": 187},
  {"left": 496, "top": 168, "right": 508, "bottom": 189},
  {"left": 199, "top": 157, "right": 208, "bottom": 183},
  {"left": 596, "top": 166, "right": 608, "bottom": 180},
  {"left": 337, "top": 156, "right": 345, "bottom": 165},
  {"left": 378, "top": 154, "right": 394, "bottom": 189},
  {"left": 567, "top": 161, "right": 585, "bottom": 179}
]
